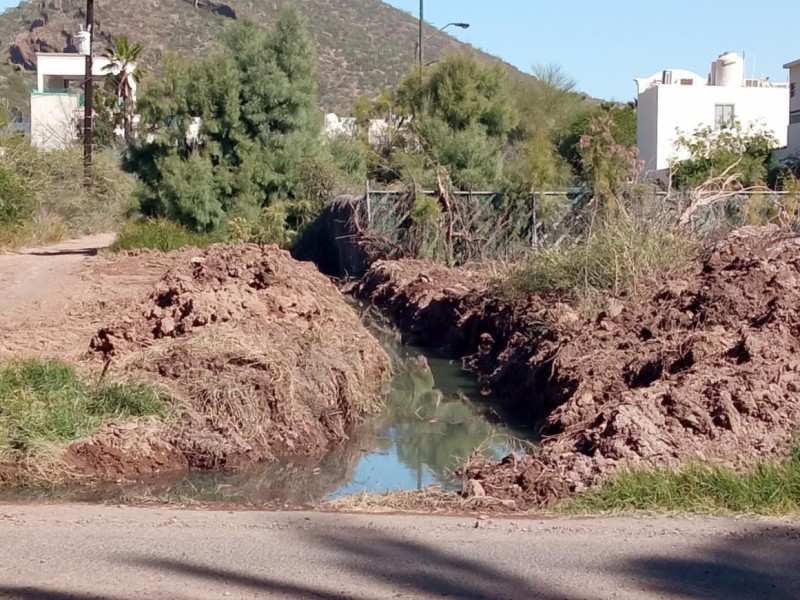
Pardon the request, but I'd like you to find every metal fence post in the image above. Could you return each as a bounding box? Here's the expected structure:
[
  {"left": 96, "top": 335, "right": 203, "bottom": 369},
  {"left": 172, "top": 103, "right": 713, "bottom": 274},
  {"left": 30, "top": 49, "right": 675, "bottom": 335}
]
[
  {"left": 365, "top": 179, "right": 373, "bottom": 229},
  {"left": 530, "top": 192, "right": 539, "bottom": 249}
]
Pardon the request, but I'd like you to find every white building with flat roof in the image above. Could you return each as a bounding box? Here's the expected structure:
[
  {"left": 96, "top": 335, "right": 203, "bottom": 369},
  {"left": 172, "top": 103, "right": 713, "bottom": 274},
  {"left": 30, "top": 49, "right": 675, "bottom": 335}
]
[
  {"left": 31, "top": 49, "right": 138, "bottom": 150},
  {"left": 636, "top": 52, "right": 790, "bottom": 176},
  {"left": 785, "top": 58, "right": 800, "bottom": 156}
]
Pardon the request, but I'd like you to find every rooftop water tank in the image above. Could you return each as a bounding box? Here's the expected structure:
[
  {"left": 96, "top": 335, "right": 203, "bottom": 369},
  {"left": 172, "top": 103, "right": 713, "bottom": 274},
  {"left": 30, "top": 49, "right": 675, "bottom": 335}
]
[{"left": 714, "top": 51, "right": 744, "bottom": 87}]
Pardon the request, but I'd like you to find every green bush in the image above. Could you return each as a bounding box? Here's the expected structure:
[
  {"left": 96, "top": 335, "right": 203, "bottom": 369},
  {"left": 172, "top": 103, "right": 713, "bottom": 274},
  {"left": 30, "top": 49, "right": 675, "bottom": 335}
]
[
  {"left": 0, "top": 163, "right": 35, "bottom": 226},
  {"left": 0, "top": 360, "right": 169, "bottom": 458},
  {"left": 502, "top": 220, "right": 696, "bottom": 298},
  {"left": 111, "top": 219, "right": 218, "bottom": 253},
  {"left": 565, "top": 449, "right": 800, "bottom": 515}
]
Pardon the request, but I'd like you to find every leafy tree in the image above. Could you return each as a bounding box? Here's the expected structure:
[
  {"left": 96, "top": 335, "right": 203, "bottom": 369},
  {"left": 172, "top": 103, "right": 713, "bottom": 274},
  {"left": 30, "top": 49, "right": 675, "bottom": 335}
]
[
  {"left": 670, "top": 120, "right": 778, "bottom": 189},
  {"left": 398, "top": 53, "right": 517, "bottom": 139},
  {"left": 126, "top": 9, "right": 323, "bottom": 238},
  {"left": 512, "top": 63, "right": 589, "bottom": 140},
  {"left": 560, "top": 102, "right": 637, "bottom": 180},
  {"left": 579, "top": 111, "right": 640, "bottom": 210},
  {"left": 389, "top": 53, "right": 518, "bottom": 190}
]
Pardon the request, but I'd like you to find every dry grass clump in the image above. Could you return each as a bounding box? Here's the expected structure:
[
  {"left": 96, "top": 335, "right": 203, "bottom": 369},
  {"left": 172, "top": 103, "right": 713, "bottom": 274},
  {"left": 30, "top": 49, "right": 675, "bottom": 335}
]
[
  {"left": 112, "top": 327, "right": 388, "bottom": 470},
  {"left": 0, "top": 139, "right": 134, "bottom": 248},
  {"left": 502, "top": 219, "right": 698, "bottom": 299}
]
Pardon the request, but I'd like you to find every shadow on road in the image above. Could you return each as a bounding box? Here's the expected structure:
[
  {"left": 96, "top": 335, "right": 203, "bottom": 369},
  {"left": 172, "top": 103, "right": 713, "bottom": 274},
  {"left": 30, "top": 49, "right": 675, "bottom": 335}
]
[
  {"left": 616, "top": 524, "right": 800, "bottom": 600},
  {"left": 122, "top": 527, "right": 571, "bottom": 599},
  {"left": 0, "top": 588, "right": 123, "bottom": 600},
  {"left": 2, "top": 521, "right": 799, "bottom": 599},
  {"left": 22, "top": 248, "right": 101, "bottom": 257}
]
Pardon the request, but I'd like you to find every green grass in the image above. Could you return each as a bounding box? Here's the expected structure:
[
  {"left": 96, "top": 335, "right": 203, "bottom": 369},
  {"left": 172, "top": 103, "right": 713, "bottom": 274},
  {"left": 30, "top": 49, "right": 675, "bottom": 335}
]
[
  {"left": 0, "top": 360, "right": 169, "bottom": 458},
  {"left": 564, "top": 448, "right": 800, "bottom": 516},
  {"left": 111, "top": 219, "right": 218, "bottom": 253},
  {"left": 502, "top": 220, "right": 696, "bottom": 298}
]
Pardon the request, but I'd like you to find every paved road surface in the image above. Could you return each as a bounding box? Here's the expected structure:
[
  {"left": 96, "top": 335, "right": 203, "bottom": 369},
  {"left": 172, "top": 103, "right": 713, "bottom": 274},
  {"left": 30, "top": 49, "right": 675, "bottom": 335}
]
[{"left": 0, "top": 504, "right": 798, "bottom": 599}]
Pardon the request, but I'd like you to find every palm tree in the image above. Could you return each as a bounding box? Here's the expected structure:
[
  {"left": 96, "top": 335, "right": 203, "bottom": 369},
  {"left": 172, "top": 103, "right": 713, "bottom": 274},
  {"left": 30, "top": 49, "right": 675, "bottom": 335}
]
[{"left": 102, "top": 36, "right": 147, "bottom": 141}]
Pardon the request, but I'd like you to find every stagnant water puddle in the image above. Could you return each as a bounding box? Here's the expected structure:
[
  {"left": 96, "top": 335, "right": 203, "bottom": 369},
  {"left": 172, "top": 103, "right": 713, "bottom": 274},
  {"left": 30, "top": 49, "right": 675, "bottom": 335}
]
[{"left": 1, "top": 325, "right": 535, "bottom": 506}]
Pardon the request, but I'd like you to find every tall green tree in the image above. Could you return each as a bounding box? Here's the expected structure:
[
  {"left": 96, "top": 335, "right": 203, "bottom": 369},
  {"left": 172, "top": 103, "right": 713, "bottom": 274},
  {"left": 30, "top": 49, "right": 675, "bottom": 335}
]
[
  {"left": 392, "top": 53, "right": 518, "bottom": 190},
  {"left": 126, "top": 8, "right": 321, "bottom": 236}
]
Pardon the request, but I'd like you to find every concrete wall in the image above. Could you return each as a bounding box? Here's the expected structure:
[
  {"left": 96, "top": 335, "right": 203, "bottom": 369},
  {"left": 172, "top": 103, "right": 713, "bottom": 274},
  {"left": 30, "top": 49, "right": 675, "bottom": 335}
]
[
  {"left": 636, "top": 86, "right": 659, "bottom": 173},
  {"left": 31, "top": 93, "right": 80, "bottom": 150},
  {"left": 638, "top": 85, "right": 790, "bottom": 174}
]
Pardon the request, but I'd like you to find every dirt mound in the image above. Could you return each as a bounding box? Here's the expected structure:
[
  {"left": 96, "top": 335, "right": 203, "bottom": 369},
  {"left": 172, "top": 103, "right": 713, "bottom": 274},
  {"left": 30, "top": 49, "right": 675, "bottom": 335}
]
[
  {"left": 75, "top": 244, "right": 390, "bottom": 478},
  {"left": 358, "top": 227, "right": 800, "bottom": 507}
]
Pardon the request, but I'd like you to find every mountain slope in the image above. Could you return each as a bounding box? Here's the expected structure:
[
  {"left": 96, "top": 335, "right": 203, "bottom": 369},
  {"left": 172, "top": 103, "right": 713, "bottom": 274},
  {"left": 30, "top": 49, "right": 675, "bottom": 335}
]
[{"left": 0, "top": 0, "right": 530, "bottom": 113}]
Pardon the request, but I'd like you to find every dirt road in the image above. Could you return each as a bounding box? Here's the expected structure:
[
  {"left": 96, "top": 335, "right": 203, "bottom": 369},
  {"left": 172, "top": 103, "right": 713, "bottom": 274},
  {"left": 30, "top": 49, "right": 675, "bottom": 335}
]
[
  {"left": 0, "top": 234, "right": 170, "bottom": 362},
  {"left": 0, "top": 505, "right": 797, "bottom": 599},
  {"left": 0, "top": 234, "right": 116, "bottom": 314}
]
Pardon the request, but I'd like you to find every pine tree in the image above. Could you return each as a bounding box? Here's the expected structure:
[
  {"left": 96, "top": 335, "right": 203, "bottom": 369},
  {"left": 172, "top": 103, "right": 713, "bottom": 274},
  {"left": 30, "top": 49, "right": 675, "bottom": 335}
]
[{"left": 126, "top": 8, "right": 321, "bottom": 235}]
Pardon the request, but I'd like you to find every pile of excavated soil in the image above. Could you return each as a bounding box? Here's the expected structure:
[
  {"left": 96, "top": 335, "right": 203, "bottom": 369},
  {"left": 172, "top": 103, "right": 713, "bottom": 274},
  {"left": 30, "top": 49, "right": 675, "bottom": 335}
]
[
  {"left": 75, "top": 244, "right": 391, "bottom": 477},
  {"left": 1, "top": 243, "right": 390, "bottom": 484},
  {"left": 358, "top": 227, "right": 800, "bottom": 508}
]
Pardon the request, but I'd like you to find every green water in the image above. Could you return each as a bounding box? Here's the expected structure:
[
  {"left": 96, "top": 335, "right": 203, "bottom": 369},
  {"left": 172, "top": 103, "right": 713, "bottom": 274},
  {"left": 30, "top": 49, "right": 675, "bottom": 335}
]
[{"left": 0, "top": 331, "right": 534, "bottom": 506}]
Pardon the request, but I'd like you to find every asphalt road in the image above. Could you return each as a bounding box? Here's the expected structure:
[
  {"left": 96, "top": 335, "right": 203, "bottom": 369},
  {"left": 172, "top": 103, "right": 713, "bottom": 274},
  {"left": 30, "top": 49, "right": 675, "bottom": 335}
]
[{"left": 0, "top": 505, "right": 798, "bottom": 599}]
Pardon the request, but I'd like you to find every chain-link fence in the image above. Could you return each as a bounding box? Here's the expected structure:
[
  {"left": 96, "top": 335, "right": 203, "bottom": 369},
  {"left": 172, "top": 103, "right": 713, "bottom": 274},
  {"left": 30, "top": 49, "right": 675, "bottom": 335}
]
[{"left": 352, "top": 185, "right": 800, "bottom": 265}]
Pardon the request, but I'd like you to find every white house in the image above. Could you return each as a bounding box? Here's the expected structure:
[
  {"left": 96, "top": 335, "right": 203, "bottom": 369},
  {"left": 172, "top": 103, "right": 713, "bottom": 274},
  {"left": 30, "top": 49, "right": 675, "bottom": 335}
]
[
  {"left": 31, "top": 33, "right": 138, "bottom": 151},
  {"left": 785, "top": 58, "right": 800, "bottom": 156},
  {"left": 636, "top": 51, "right": 790, "bottom": 176},
  {"left": 31, "top": 53, "right": 115, "bottom": 150}
]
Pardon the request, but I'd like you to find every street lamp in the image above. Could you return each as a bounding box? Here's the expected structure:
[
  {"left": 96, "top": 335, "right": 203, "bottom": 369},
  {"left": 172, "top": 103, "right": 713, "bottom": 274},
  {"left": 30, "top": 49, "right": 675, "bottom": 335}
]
[
  {"left": 439, "top": 22, "right": 471, "bottom": 34},
  {"left": 417, "top": 0, "right": 470, "bottom": 74}
]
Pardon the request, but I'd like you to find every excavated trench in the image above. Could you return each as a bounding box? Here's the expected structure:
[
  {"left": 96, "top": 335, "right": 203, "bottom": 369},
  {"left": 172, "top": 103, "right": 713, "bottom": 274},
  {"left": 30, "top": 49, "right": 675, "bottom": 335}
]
[
  {"left": 5, "top": 226, "right": 799, "bottom": 510},
  {"left": 0, "top": 322, "right": 533, "bottom": 505},
  {"left": 354, "top": 227, "right": 800, "bottom": 508}
]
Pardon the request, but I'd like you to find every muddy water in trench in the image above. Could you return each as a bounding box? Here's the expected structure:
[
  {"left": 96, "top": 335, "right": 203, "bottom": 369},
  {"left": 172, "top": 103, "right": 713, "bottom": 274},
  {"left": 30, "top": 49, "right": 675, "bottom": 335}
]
[{"left": 1, "top": 335, "right": 534, "bottom": 506}]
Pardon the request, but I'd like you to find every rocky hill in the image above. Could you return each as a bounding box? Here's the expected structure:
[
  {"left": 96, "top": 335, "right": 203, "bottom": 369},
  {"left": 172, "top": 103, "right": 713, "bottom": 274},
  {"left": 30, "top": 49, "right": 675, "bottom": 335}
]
[{"left": 0, "top": 0, "right": 530, "bottom": 113}]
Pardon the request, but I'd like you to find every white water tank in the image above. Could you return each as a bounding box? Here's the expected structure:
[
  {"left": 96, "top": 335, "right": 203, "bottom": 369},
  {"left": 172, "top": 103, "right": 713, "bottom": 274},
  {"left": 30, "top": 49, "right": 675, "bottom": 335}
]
[
  {"left": 714, "top": 51, "right": 744, "bottom": 87},
  {"left": 76, "top": 30, "right": 91, "bottom": 56}
]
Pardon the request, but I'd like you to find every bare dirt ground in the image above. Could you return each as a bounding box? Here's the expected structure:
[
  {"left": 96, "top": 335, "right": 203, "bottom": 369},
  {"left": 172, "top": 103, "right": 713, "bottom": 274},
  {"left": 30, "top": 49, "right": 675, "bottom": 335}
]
[
  {"left": 0, "top": 504, "right": 798, "bottom": 599},
  {"left": 0, "top": 234, "right": 169, "bottom": 362}
]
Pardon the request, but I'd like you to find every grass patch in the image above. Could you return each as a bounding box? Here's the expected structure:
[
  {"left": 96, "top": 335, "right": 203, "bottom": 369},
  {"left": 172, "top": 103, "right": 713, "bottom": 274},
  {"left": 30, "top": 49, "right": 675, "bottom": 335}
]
[
  {"left": 502, "top": 220, "right": 696, "bottom": 298},
  {"left": 564, "top": 449, "right": 800, "bottom": 516},
  {"left": 0, "top": 360, "right": 169, "bottom": 459},
  {"left": 111, "top": 219, "right": 218, "bottom": 253}
]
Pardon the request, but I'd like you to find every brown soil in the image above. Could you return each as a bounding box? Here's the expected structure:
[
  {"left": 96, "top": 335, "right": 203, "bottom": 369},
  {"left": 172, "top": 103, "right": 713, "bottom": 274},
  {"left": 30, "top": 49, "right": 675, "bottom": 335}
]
[
  {"left": 1, "top": 239, "right": 390, "bottom": 484},
  {"left": 357, "top": 227, "right": 800, "bottom": 508},
  {"left": 86, "top": 243, "right": 390, "bottom": 476}
]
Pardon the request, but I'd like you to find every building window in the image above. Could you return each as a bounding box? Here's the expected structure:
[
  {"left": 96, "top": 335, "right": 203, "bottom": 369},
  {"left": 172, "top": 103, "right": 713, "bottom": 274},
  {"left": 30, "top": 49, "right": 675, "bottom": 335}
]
[
  {"left": 715, "top": 104, "right": 735, "bottom": 128},
  {"left": 791, "top": 112, "right": 800, "bottom": 125}
]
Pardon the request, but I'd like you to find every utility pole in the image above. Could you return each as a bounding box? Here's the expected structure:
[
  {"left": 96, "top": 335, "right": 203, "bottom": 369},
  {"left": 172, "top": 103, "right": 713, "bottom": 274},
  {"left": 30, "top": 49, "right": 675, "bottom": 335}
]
[
  {"left": 418, "top": 0, "right": 423, "bottom": 77},
  {"left": 83, "top": 0, "right": 94, "bottom": 188}
]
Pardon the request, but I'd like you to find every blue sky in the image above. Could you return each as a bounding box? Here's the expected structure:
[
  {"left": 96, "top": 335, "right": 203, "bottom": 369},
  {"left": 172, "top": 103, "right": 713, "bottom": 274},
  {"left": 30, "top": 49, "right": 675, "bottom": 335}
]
[
  {"left": 386, "top": 0, "right": 797, "bottom": 101},
  {"left": 1, "top": 0, "right": 795, "bottom": 100}
]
